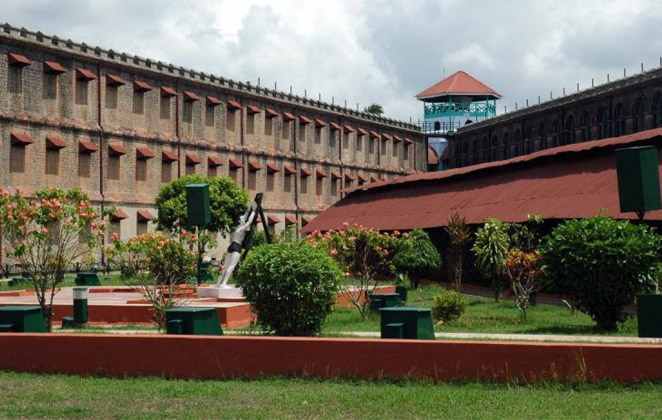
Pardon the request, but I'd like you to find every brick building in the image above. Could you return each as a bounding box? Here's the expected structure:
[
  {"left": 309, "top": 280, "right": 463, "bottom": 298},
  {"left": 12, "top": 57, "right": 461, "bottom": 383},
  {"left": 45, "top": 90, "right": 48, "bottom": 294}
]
[
  {"left": 0, "top": 24, "right": 424, "bottom": 248},
  {"left": 445, "top": 65, "right": 662, "bottom": 168}
]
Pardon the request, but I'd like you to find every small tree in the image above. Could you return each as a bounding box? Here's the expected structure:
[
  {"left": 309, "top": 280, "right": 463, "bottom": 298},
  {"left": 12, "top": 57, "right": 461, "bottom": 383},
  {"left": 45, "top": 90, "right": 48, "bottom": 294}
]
[
  {"left": 107, "top": 231, "right": 197, "bottom": 329},
  {"left": 308, "top": 224, "right": 397, "bottom": 319},
  {"left": 504, "top": 249, "right": 544, "bottom": 320},
  {"left": 236, "top": 241, "right": 341, "bottom": 336},
  {"left": 541, "top": 217, "right": 661, "bottom": 331},
  {"left": 363, "top": 103, "right": 384, "bottom": 116},
  {"left": 472, "top": 218, "right": 510, "bottom": 301},
  {"left": 445, "top": 213, "right": 471, "bottom": 290},
  {"left": 0, "top": 188, "right": 103, "bottom": 331},
  {"left": 393, "top": 229, "right": 441, "bottom": 288},
  {"left": 155, "top": 174, "right": 248, "bottom": 282}
]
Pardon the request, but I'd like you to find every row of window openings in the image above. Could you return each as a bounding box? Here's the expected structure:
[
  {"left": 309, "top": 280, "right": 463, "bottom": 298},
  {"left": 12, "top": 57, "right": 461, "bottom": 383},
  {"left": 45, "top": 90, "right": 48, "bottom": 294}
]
[
  {"left": 9, "top": 143, "right": 347, "bottom": 198},
  {"left": 9, "top": 69, "right": 412, "bottom": 160}
]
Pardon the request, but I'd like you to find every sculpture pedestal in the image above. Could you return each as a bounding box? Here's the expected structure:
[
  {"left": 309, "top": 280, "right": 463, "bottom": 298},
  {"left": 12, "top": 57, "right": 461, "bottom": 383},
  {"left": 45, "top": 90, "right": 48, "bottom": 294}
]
[{"left": 197, "top": 285, "right": 246, "bottom": 302}]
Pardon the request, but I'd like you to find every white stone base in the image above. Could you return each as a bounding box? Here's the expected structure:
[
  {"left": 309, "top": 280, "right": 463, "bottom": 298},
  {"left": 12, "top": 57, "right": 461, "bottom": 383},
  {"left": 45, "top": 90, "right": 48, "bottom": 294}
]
[{"left": 197, "top": 285, "right": 245, "bottom": 300}]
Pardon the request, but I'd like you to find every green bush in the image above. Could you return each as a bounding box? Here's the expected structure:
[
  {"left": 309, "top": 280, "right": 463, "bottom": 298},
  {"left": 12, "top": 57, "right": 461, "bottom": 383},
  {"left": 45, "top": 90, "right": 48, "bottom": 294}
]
[
  {"left": 431, "top": 289, "right": 466, "bottom": 323},
  {"left": 541, "top": 217, "right": 661, "bottom": 331},
  {"left": 155, "top": 174, "right": 248, "bottom": 236},
  {"left": 472, "top": 219, "right": 510, "bottom": 301},
  {"left": 393, "top": 229, "right": 441, "bottom": 287},
  {"left": 236, "top": 241, "right": 342, "bottom": 336}
]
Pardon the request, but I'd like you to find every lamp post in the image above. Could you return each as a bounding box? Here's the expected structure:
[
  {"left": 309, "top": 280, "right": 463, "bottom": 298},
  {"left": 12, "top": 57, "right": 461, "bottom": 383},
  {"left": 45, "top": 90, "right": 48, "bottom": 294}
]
[{"left": 186, "top": 183, "right": 211, "bottom": 284}]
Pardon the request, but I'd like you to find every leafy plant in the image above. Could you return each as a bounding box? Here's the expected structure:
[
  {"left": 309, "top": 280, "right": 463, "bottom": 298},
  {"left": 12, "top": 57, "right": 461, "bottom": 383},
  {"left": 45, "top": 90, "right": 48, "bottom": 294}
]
[
  {"left": 106, "top": 231, "right": 197, "bottom": 329},
  {"left": 505, "top": 249, "right": 544, "bottom": 320},
  {"left": 431, "top": 289, "right": 466, "bottom": 324},
  {"left": 541, "top": 217, "right": 661, "bottom": 331},
  {"left": 472, "top": 218, "right": 510, "bottom": 301},
  {"left": 445, "top": 213, "right": 471, "bottom": 291},
  {"left": 0, "top": 188, "right": 103, "bottom": 331},
  {"left": 307, "top": 224, "right": 398, "bottom": 319},
  {"left": 236, "top": 241, "right": 341, "bottom": 336},
  {"left": 155, "top": 174, "right": 248, "bottom": 236},
  {"left": 392, "top": 229, "right": 441, "bottom": 288}
]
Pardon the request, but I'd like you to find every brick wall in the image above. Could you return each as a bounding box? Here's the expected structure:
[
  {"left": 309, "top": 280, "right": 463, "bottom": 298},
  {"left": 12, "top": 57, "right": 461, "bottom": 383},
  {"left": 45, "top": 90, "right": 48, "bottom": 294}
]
[{"left": 0, "top": 24, "right": 424, "bottom": 257}]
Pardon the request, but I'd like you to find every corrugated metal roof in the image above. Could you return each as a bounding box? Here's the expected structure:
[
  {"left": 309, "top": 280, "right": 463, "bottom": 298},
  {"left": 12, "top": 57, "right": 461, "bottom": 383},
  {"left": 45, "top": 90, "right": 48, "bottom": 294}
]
[{"left": 303, "top": 128, "right": 662, "bottom": 233}]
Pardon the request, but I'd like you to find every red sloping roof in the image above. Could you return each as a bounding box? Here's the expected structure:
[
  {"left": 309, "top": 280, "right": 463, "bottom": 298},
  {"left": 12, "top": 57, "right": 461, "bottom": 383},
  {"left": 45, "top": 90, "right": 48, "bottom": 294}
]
[
  {"left": 248, "top": 160, "right": 262, "bottom": 171},
  {"left": 285, "top": 215, "right": 297, "bottom": 225},
  {"left": 137, "top": 209, "right": 154, "bottom": 221},
  {"left": 229, "top": 158, "right": 243, "bottom": 169},
  {"left": 112, "top": 208, "right": 128, "bottom": 221},
  {"left": 136, "top": 145, "right": 155, "bottom": 159},
  {"left": 186, "top": 152, "right": 201, "bottom": 164},
  {"left": 266, "top": 162, "right": 280, "bottom": 173},
  {"left": 46, "top": 133, "right": 66, "bottom": 149},
  {"left": 302, "top": 128, "right": 662, "bottom": 234},
  {"left": 207, "top": 154, "right": 223, "bottom": 166},
  {"left": 8, "top": 52, "right": 31, "bottom": 66},
  {"left": 44, "top": 61, "right": 66, "bottom": 74},
  {"left": 267, "top": 215, "right": 281, "bottom": 225},
  {"left": 183, "top": 91, "right": 200, "bottom": 101},
  {"left": 79, "top": 138, "right": 98, "bottom": 153},
  {"left": 134, "top": 80, "right": 153, "bottom": 92},
  {"left": 227, "top": 100, "right": 242, "bottom": 110},
  {"left": 416, "top": 70, "right": 500, "bottom": 100},
  {"left": 162, "top": 149, "right": 178, "bottom": 162},
  {"left": 427, "top": 146, "right": 439, "bottom": 165},
  {"left": 108, "top": 142, "right": 126, "bottom": 156},
  {"left": 106, "top": 73, "right": 125, "bottom": 86},
  {"left": 76, "top": 68, "right": 96, "bottom": 81},
  {"left": 266, "top": 108, "right": 279, "bottom": 118},
  {"left": 206, "top": 96, "right": 222, "bottom": 105},
  {"left": 247, "top": 105, "right": 261, "bottom": 114},
  {"left": 161, "top": 86, "right": 177, "bottom": 97},
  {"left": 283, "top": 164, "right": 296, "bottom": 175}
]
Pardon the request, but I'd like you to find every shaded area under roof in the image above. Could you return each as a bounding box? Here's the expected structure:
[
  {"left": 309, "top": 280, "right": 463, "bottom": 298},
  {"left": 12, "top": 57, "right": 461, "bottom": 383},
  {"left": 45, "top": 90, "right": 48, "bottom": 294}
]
[
  {"left": 416, "top": 70, "right": 501, "bottom": 102},
  {"left": 303, "top": 128, "right": 662, "bottom": 233}
]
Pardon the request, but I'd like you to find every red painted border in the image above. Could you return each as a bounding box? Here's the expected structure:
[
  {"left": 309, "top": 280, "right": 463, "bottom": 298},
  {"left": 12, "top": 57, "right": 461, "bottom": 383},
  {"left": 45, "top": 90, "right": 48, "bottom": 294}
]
[{"left": 0, "top": 334, "right": 661, "bottom": 383}]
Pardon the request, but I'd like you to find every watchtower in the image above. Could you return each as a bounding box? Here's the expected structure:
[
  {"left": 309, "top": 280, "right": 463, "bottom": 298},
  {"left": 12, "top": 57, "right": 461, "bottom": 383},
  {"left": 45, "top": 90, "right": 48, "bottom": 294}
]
[{"left": 416, "top": 70, "right": 500, "bottom": 135}]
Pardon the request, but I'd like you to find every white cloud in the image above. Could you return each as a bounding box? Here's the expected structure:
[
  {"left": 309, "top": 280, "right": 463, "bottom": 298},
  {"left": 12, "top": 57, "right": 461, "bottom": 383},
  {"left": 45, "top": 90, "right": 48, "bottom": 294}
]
[{"left": 2, "top": 0, "right": 662, "bottom": 122}]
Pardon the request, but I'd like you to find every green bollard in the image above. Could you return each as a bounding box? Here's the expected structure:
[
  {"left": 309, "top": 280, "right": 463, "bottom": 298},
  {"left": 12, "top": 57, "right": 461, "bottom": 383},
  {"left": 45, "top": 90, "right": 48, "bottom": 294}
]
[{"left": 72, "top": 287, "right": 89, "bottom": 324}]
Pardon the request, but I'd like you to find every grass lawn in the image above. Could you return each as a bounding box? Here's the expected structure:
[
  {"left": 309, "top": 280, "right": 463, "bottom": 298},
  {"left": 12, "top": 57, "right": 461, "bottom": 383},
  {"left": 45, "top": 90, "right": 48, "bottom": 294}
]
[
  {"left": 0, "top": 273, "right": 128, "bottom": 291},
  {"left": 323, "top": 284, "right": 638, "bottom": 336},
  {"left": 0, "top": 371, "right": 660, "bottom": 419}
]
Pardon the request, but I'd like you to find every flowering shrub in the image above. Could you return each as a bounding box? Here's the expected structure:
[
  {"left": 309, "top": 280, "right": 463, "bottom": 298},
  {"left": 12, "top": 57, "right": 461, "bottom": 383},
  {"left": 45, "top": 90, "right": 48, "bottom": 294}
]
[
  {"left": 0, "top": 188, "right": 103, "bottom": 330},
  {"left": 106, "top": 230, "right": 197, "bottom": 329},
  {"left": 307, "top": 224, "right": 398, "bottom": 318},
  {"left": 505, "top": 249, "right": 544, "bottom": 320}
]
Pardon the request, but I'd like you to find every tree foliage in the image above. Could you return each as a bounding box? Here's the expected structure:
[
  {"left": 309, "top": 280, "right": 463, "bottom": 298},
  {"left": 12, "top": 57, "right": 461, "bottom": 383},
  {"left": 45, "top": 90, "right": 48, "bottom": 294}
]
[
  {"left": 307, "top": 224, "right": 399, "bottom": 319},
  {"left": 155, "top": 174, "right": 248, "bottom": 236},
  {"left": 363, "top": 103, "right": 384, "bottom": 115},
  {"left": 0, "top": 188, "right": 103, "bottom": 330},
  {"left": 541, "top": 217, "right": 661, "bottom": 331},
  {"left": 392, "top": 229, "right": 441, "bottom": 288},
  {"left": 445, "top": 213, "right": 471, "bottom": 290},
  {"left": 236, "top": 241, "right": 341, "bottom": 336},
  {"left": 472, "top": 218, "right": 510, "bottom": 301}
]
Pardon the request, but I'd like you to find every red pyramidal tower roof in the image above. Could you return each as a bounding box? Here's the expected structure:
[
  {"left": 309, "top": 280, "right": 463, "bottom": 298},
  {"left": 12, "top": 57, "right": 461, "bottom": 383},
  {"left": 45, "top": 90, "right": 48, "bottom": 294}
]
[{"left": 416, "top": 70, "right": 501, "bottom": 101}]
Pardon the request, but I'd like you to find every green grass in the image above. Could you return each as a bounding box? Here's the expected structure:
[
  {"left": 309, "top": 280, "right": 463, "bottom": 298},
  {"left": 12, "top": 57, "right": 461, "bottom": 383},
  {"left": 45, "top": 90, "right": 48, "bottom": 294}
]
[
  {"left": 0, "top": 273, "right": 129, "bottom": 291},
  {"left": 0, "top": 371, "right": 660, "bottom": 419},
  {"left": 323, "top": 284, "right": 638, "bottom": 336}
]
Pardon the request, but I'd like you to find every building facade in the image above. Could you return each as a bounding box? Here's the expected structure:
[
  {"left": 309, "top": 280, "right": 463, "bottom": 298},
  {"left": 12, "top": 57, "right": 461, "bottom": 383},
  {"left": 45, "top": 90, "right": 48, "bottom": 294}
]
[
  {"left": 0, "top": 24, "right": 424, "bottom": 246},
  {"left": 446, "top": 66, "right": 662, "bottom": 168}
]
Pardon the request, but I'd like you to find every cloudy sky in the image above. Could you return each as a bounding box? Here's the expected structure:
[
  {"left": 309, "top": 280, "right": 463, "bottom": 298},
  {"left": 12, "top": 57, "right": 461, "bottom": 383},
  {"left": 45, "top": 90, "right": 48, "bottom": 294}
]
[{"left": 4, "top": 0, "right": 662, "bottom": 122}]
